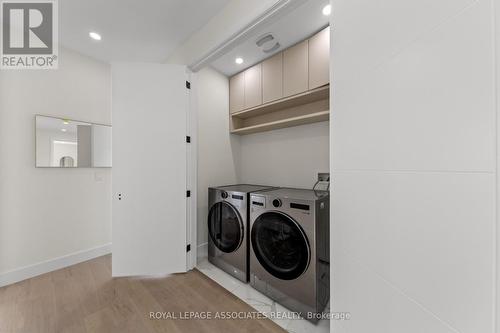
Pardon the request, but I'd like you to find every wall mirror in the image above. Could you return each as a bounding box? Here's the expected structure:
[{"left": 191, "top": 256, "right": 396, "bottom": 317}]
[{"left": 36, "top": 115, "right": 112, "bottom": 168}]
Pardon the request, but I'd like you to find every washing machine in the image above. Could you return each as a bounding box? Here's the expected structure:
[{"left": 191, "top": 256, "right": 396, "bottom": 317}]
[
  {"left": 249, "top": 188, "right": 330, "bottom": 322},
  {"left": 208, "top": 184, "right": 275, "bottom": 283}
]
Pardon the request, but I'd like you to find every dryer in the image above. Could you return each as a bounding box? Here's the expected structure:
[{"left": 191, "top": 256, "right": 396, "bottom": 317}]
[
  {"left": 208, "top": 184, "right": 275, "bottom": 282},
  {"left": 249, "top": 188, "right": 329, "bottom": 322}
]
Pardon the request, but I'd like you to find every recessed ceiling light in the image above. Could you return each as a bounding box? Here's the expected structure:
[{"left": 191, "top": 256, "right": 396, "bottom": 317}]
[
  {"left": 63, "top": 120, "right": 69, "bottom": 125},
  {"left": 322, "top": 4, "right": 331, "bottom": 16},
  {"left": 61, "top": 129, "right": 67, "bottom": 132},
  {"left": 235, "top": 57, "right": 243, "bottom": 65},
  {"left": 89, "top": 32, "right": 102, "bottom": 41}
]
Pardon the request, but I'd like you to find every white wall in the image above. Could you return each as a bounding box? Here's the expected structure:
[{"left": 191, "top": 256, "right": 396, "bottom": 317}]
[
  {"left": 239, "top": 121, "right": 329, "bottom": 188},
  {"left": 196, "top": 67, "right": 240, "bottom": 248},
  {"left": 0, "top": 47, "right": 111, "bottom": 283},
  {"left": 330, "top": 1, "right": 497, "bottom": 333}
]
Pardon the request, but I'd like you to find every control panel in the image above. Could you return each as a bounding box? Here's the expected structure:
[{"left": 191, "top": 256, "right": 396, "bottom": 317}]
[{"left": 251, "top": 195, "right": 266, "bottom": 210}]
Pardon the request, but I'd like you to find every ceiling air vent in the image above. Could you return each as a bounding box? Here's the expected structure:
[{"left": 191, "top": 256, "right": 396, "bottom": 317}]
[
  {"left": 256, "top": 34, "right": 274, "bottom": 47},
  {"left": 263, "top": 42, "right": 280, "bottom": 53},
  {"left": 256, "top": 33, "right": 280, "bottom": 54}
]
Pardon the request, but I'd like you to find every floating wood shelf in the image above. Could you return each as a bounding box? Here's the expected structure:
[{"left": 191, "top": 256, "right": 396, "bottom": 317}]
[
  {"left": 232, "top": 85, "right": 329, "bottom": 119},
  {"left": 231, "top": 110, "right": 329, "bottom": 135},
  {"left": 230, "top": 84, "right": 330, "bottom": 135}
]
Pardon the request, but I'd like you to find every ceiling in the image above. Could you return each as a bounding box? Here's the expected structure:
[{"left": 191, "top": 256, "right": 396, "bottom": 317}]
[
  {"left": 59, "top": 0, "right": 231, "bottom": 63},
  {"left": 210, "top": 0, "right": 330, "bottom": 77}
]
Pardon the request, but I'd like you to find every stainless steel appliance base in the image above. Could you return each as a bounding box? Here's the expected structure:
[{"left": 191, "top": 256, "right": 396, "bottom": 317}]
[
  {"left": 208, "top": 255, "right": 247, "bottom": 283},
  {"left": 250, "top": 273, "right": 328, "bottom": 324}
]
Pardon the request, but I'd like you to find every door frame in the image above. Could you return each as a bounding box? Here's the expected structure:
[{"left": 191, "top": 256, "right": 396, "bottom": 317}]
[
  {"left": 186, "top": 70, "right": 198, "bottom": 270},
  {"left": 494, "top": 0, "right": 500, "bottom": 330}
]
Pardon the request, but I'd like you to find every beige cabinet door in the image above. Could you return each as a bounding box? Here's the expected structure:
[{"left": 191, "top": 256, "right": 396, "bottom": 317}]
[
  {"left": 262, "top": 52, "right": 283, "bottom": 103},
  {"left": 283, "top": 40, "right": 309, "bottom": 97},
  {"left": 229, "top": 71, "right": 245, "bottom": 113},
  {"left": 244, "top": 63, "right": 262, "bottom": 109},
  {"left": 309, "top": 26, "right": 330, "bottom": 89}
]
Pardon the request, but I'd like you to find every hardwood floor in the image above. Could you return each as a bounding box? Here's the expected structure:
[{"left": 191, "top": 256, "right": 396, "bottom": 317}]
[{"left": 0, "top": 255, "right": 285, "bottom": 333}]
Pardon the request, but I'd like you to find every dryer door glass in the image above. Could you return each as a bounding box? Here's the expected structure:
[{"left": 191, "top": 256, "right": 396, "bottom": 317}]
[
  {"left": 251, "top": 212, "right": 310, "bottom": 280},
  {"left": 208, "top": 202, "right": 243, "bottom": 253}
]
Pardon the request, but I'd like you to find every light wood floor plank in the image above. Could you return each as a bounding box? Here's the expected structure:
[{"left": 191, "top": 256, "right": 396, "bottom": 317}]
[{"left": 0, "top": 255, "right": 285, "bottom": 333}]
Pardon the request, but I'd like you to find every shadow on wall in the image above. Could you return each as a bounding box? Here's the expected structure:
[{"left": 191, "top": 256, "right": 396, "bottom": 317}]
[{"left": 230, "top": 133, "right": 242, "bottom": 181}]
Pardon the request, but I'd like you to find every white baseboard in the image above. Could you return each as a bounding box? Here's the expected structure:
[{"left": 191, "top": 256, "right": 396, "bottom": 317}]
[
  {"left": 197, "top": 242, "right": 208, "bottom": 261},
  {"left": 0, "top": 243, "right": 112, "bottom": 288}
]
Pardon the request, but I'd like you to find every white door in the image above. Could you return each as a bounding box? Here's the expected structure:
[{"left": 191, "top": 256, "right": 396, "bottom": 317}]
[{"left": 112, "top": 63, "right": 188, "bottom": 277}]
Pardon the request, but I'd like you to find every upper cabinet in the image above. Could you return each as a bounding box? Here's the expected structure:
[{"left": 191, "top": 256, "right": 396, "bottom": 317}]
[
  {"left": 308, "top": 26, "right": 330, "bottom": 89},
  {"left": 244, "top": 63, "right": 262, "bottom": 109},
  {"left": 229, "top": 71, "right": 245, "bottom": 113},
  {"left": 262, "top": 52, "right": 283, "bottom": 104},
  {"left": 229, "top": 27, "right": 330, "bottom": 134},
  {"left": 283, "top": 40, "right": 309, "bottom": 98}
]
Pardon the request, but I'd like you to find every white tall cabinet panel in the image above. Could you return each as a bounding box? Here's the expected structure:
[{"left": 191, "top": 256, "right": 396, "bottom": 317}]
[
  {"left": 331, "top": 1, "right": 497, "bottom": 333},
  {"left": 112, "top": 63, "right": 188, "bottom": 277}
]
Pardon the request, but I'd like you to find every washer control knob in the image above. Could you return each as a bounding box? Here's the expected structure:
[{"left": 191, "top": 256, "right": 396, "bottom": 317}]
[
  {"left": 272, "top": 199, "right": 282, "bottom": 208},
  {"left": 221, "top": 191, "right": 228, "bottom": 199}
]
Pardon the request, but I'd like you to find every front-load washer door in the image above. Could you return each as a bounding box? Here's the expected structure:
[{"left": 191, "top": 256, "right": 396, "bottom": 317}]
[
  {"left": 251, "top": 211, "right": 310, "bottom": 280},
  {"left": 208, "top": 202, "right": 244, "bottom": 253}
]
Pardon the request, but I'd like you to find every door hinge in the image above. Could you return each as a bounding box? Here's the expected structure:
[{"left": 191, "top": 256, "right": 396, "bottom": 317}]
[
  {"left": 185, "top": 81, "right": 191, "bottom": 89},
  {"left": 186, "top": 190, "right": 191, "bottom": 197},
  {"left": 186, "top": 136, "right": 191, "bottom": 143},
  {"left": 186, "top": 244, "right": 191, "bottom": 252}
]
